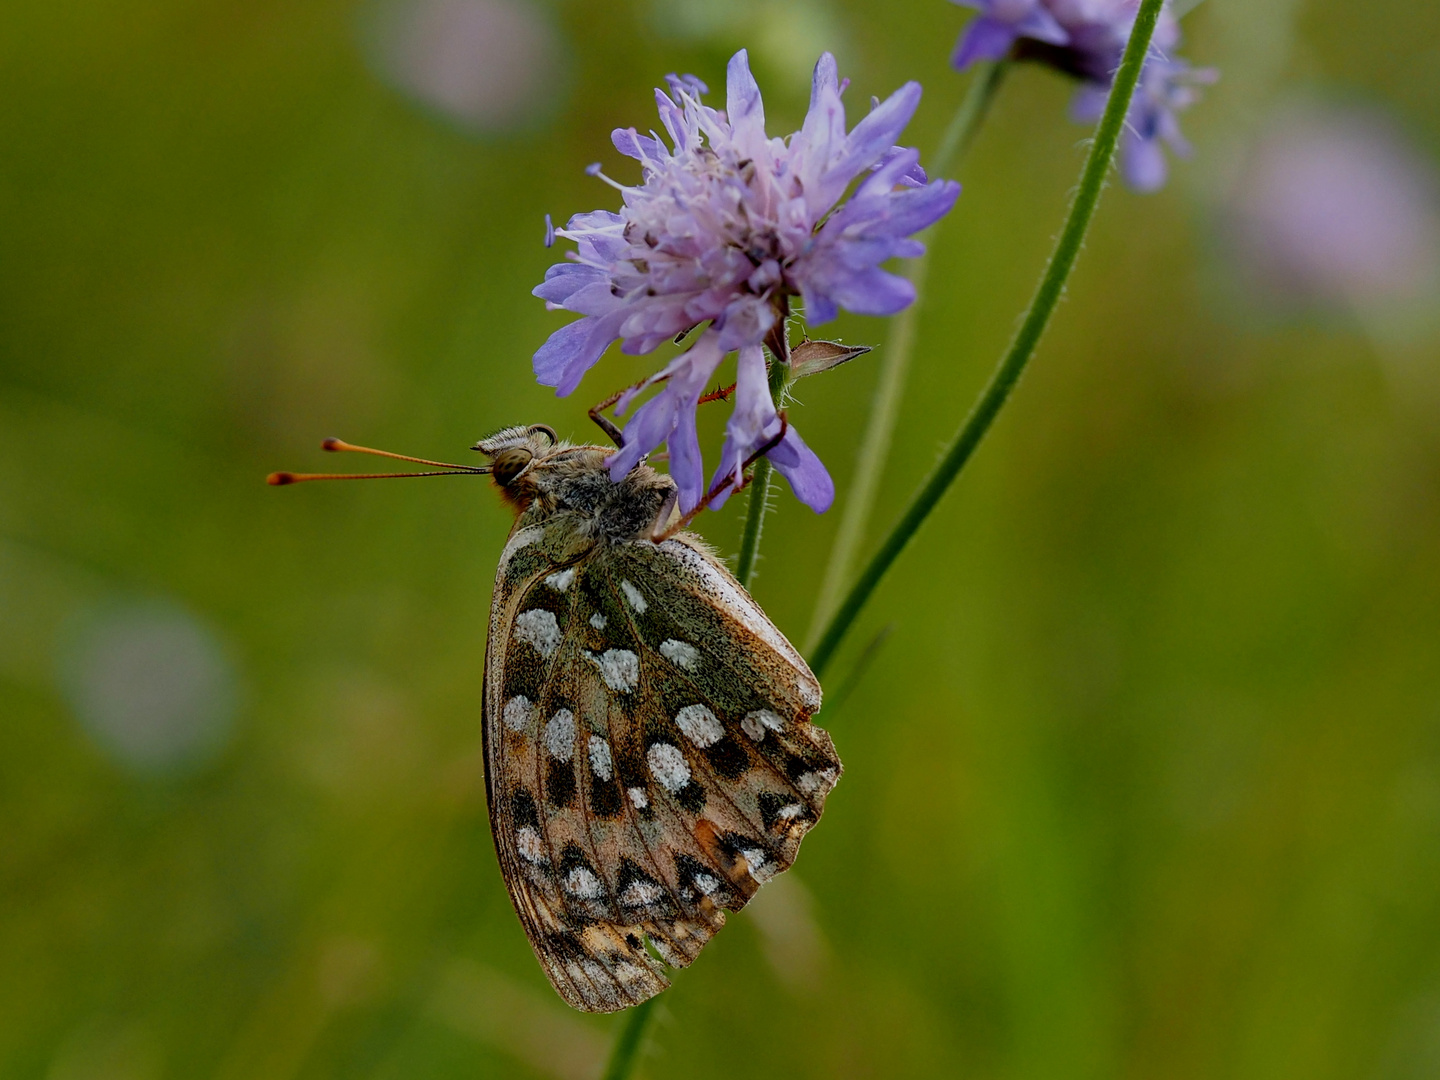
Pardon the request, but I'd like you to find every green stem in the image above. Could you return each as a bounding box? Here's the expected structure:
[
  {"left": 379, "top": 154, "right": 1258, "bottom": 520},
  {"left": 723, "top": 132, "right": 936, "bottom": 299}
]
[
  {"left": 805, "top": 61, "right": 1007, "bottom": 651},
  {"left": 601, "top": 997, "right": 655, "bottom": 1080},
  {"left": 735, "top": 341, "right": 791, "bottom": 590},
  {"left": 808, "top": 0, "right": 1165, "bottom": 679}
]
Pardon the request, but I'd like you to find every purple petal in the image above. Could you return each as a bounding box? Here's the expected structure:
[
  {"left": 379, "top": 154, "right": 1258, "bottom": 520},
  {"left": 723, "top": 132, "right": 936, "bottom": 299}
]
[
  {"left": 951, "top": 17, "right": 1020, "bottom": 69},
  {"left": 532, "top": 262, "right": 608, "bottom": 304},
  {"left": 1070, "top": 84, "right": 1111, "bottom": 125},
  {"left": 823, "top": 267, "right": 916, "bottom": 316},
  {"left": 859, "top": 179, "right": 963, "bottom": 238},
  {"left": 613, "top": 126, "right": 665, "bottom": 163},
  {"left": 533, "top": 312, "right": 624, "bottom": 395},
  {"left": 716, "top": 297, "right": 776, "bottom": 351},
  {"left": 667, "top": 400, "right": 706, "bottom": 512},
  {"left": 853, "top": 146, "right": 922, "bottom": 201},
  {"left": 827, "top": 81, "right": 923, "bottom": 189},
  {"left": 1121, "top": 129, "right": 1169, "bottom": 193},
  {"left": 725, "top": 50, "right": 766, "bottom": 149},
  {"left": 800, "top": 285, "right": 840, "bottom": 325},
  {"left": 800, "top": 52, "right": 846, "bottom": 164},
  {"left": 707, "top": 345, "right": 773, "bottom": 508},
  {"left": 607, "top": 388, "right": 679, "bottom": 479},
  {"left": 1015, "top": 7, "right": 1069, "bottom": 47},
  {"left": 609, "top": 332, "right": 725, "bottom": 509},
  {"left": 768, "top": 426, "right": 834, "bottom": 513}
]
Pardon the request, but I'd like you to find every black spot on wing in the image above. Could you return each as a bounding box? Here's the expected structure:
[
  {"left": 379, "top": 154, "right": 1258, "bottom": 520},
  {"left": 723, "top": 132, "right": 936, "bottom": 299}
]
[
  {"left": 675, "top": 781, "right": 707, "bottom": 813},
  {"left": 501, "top": 538, "right": 553, "bottom": 590},
  {"left": 576, "top": 567, "right": 634, "bottom": 652},
  {"left": 512, "top": 789, "right": 540, "bottom": 828},
  {"left": 503, "top": 645, "right": 548, "bottom": 701},
  {"left": 758, "top": 790, "right": 811, "bottom": 833},
  {"left": 590, "top": 776, "right": 622, "bottom": 818},
  {"left": 702, "top": 735, "right": 750, "bottom": 781},
  {"left": 546, "top": 758, "right": 576, "bottom": 808}
]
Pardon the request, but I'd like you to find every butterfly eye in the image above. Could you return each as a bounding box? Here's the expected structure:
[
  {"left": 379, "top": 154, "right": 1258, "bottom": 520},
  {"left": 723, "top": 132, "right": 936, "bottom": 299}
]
[{"left": 490, "top": 446, "right": 534, "bottom": 486}]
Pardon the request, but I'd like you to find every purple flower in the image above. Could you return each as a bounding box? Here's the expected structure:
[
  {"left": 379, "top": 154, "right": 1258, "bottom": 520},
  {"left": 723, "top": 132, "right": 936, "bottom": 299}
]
[
  {"left": 949, "top": 0, "right": 1215, "bottom": 191},
  {"left": 949, "top": 0, "right": 1068, "bottom": 69},
  {"left": 1224, "top": 103, "right": 1440, "bottom": 315},
  {"left": 535, "top": 49, "right": 961, "bottom": 513}
]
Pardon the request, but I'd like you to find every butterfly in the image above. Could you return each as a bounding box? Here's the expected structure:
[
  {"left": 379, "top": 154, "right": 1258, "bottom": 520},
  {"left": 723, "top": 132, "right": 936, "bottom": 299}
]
[
  {"left": 474, "top": 421, "right": 841, "bottom": 1011},
  {"left": 270, "top": 419, "right": 842, "bottom": 1012}
]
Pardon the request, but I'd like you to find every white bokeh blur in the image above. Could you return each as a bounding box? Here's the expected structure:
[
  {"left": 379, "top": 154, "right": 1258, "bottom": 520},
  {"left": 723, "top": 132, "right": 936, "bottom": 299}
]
[
  {"left": 362, "top": 0, "right": 564, "bottom": 133},
  {"left": 59, "top": 602, "right": 237, "bottom": 775},
  {"left": 1224, "top": 101, "right": 1440, "bottom": 325}
]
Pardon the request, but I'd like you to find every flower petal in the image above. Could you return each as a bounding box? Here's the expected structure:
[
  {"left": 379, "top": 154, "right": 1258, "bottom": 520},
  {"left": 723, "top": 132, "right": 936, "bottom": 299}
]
[
  {"left": 826, "top": 81, "right": 923, "bottom": 190},
  {"left": 768, "top": 426, "right": 834, "bottom": 513},
  {"left": 725, "top": 50, "right": 767, "bottom": 155},
  {"left": 533, "top": 313, "right": 624, "bottom": 395},
  {"left": 951, "top": 17, "right": 1021, "bottom": 69}
]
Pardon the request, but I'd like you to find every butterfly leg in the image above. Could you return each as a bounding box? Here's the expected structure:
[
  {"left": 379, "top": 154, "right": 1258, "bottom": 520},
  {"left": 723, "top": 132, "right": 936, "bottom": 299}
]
[
  {"left": 588, "top": 390, "right": 627, "bottom": 449},
  {"left": 647, "top": 488, "right": 679, "bottom": 543}
]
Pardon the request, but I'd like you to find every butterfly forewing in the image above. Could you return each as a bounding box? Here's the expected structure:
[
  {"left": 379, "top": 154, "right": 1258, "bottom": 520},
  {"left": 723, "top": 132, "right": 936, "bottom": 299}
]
[{"left": 483, "top": 477, "right": 841, "bottom": 1013}]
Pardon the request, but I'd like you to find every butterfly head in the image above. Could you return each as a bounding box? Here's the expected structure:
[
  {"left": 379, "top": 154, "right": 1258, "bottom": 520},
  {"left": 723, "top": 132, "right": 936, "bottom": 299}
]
[{"left": 472, "top": 423, "right": 570, "bottom": 511}]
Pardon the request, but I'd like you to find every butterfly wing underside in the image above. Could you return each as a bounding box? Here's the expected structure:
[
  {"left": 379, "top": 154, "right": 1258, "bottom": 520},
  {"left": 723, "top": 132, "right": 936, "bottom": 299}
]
[{"left": 483, "top": 526, "right": 841, "bottom": 1012}]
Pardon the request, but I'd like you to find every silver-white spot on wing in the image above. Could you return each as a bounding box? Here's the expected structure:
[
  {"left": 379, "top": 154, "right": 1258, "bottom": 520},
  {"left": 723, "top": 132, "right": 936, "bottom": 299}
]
[
  {"left": 740, "top": 708, "right": 785, "bottom": 742},
  {"left": 503, "top": 695, "right": 535, "bottom": 732},
  {"left": 589, "top": 649, "right": 639, "bottom": 693},
  {"left": 544, "top": 567, "right": 576, "bottom": 593},
  {"left": 619, "top": 879, "right": 664, "bottom": 907},
  {"left": 740, "top": 847, "right": 775, "bottom": 884},
  {"left": 589, "top": 612, "right": 607, "bottom": 630},
  {"left": 544, "top": 709, "right": 576, "bottom": 761},
  {"left": 563, "top": 867, "right": 604, "bottom": 900},
  {"left": 797, "top": 678, "right": 821, "bottom": 711},
  {"left": 515, "top": 609, "right": 562, "bottom": 658},
  {"left": 658, "top": 638, "right": 699, "bottom": 671},
  {"left": 587, "top": 735, "right": 613, "bottom": 781},
  {"left": 627, "top": 786, "right": 648, "bottom": 809},
  {"left": 619, "top": 579, "right": 648, "bottom": 613},
  {"left": 674, "top": 703, "right": 723, "bottom": 748},
  {"left": 646, "top": 742, "right": 690, "bottom": 792},
  {"left": 516, "top": 825, "right": 547, "bottom": 864},
  {"left": 797, "top": 768, "right": 839, "bottom": 796}
]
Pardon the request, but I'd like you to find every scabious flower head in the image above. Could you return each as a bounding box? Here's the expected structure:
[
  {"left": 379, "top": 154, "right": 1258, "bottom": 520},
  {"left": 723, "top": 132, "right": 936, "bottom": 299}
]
[
  {"left": 950, "top": 0, "right": 1216, "bottom": 191},
  {"left": 534, "top": 49, "right": 961, "bottom": 514}
]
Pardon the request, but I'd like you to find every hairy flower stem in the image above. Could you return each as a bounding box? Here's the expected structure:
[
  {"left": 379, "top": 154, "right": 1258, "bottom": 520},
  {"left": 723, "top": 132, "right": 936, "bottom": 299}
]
[
  {"left": 736, "top": 331, "right": 793, "bottom": 589},
  {"left": 808, "top": 0, "right": 1166, "bottom": 679},
  {"left": 601, "top": 997, "right": 655, "bottom": 1080},
  {"left": 806, "top": 61, "right": 1007, "bottom": 650}
]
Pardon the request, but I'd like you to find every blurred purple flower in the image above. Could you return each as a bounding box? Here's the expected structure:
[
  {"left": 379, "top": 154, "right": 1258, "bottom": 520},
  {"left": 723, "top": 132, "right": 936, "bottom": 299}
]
[
  {"left": 365, "top": 0, "right": 563, "bottom": 133},
  {"left": 950, "top": 0, "right": 1216, "bottom": 191},
  {"left": 535, "top": 49, "right": 960, "bottom": 513},
  {"left": 1226, "top": 104, "right": 1440, "bottom": 314}
]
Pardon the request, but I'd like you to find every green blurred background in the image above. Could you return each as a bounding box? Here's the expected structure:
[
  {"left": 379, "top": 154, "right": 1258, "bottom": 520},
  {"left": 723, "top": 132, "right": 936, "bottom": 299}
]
[{"left": 4, "top": 0, "right": 1440, "bottom": 1076}]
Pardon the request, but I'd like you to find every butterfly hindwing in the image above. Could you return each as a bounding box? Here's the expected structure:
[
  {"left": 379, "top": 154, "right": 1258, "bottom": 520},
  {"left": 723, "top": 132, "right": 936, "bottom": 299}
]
[{"left": 484, "top": 523, "right": 840, "bottom": 1013}]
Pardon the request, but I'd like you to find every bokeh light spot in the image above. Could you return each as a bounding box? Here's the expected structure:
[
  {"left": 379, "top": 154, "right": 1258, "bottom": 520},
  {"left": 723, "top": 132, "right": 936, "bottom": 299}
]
[
  {"left": 361, "top": 0, "right": 565, "bottom": 134},
  {"left": 58, "top": 602, "right": 238, "bottom": 776}
]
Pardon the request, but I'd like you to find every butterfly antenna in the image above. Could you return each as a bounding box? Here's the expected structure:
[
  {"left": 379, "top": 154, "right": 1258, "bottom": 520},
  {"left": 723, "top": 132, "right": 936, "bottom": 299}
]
[
  {"left": 267, "top": 437, "right": 490, "bottom": 485},
  {"left": 319, "top": 437, "right": 488, "bottom": 471}
]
